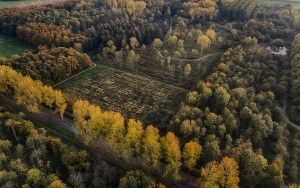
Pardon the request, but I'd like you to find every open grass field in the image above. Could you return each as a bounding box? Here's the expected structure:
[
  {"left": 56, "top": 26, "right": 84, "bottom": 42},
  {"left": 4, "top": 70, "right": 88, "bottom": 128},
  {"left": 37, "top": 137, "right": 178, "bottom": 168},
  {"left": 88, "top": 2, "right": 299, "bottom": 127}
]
[
  {"left": 0, "top": 34, "right": 32, "bottom": 57},
  {"left": 61, "top": 65, "right": 186, "bottom": 125},
  {"left": 0, "top": 0, "right": 39, "bottom": 7},
  {"left": 258, "top": 0, "right": 300, "bottom": 9}
]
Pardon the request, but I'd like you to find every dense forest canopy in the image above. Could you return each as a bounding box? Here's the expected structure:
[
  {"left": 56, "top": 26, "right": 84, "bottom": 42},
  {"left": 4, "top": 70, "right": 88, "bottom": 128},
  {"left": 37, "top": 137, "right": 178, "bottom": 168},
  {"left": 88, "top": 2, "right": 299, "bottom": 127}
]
[
  {"left": 0, "top": 0, "right": 299, "bottom": 187},
  {"left": 0, "top": 46, "right": 93, "bottom": 84}
]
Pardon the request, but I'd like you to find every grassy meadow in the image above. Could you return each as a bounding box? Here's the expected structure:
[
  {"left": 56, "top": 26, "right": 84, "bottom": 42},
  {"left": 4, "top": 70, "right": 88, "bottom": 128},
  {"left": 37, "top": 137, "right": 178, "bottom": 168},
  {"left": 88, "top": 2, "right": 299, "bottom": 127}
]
[
  {"left": 0, "top": 34, "right": 32, "bottom": 57},
  {"left": 0, "top": 0, "right": 39, "bottom": 7}
]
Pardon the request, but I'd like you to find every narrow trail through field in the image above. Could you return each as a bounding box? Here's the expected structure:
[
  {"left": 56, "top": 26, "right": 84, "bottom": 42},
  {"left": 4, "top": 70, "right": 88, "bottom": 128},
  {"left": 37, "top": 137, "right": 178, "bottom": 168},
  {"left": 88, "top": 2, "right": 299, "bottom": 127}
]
[
  {"left": 281, "top": 110, "right": 300, "bottom": 131},
  {"left": 154, "top": 47, "right": 223, "bottom": 62},
  {"left": 53, "top": 63, "right": 97, "bottom": 87},
  {"left": 287, "top": 119, "right": 300, "bottom": 131}
]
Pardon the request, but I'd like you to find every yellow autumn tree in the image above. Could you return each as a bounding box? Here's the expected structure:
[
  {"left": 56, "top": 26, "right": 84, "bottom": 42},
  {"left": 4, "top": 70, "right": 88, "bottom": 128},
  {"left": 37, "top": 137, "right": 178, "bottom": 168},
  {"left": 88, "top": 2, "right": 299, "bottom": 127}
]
[
  {"left": 199, "top": 160, "right": 220, "bottom": 188},
  {"left": 0, "top": 65, "right": 21, "bottom": 92},
  {"left": 125, "top": 0, "right": 146, "bottom": 15},
  {"left": 0, "top": 65, "right": 67, "bottom": 116},
  {"left": 41, "top": 86, "right": 66, "bottom": 118},
  {"left": 161, "top": 132, "right": 181, "bottom": 180},
  {"left": 103, "top": 111, "right": 125, "bottom": 146},
  {"left": 53, "top": 90, "right": 67, "bottom": 119},
  {"left": 130, "top": 37, "right": 140, "bottom": 49},
  {"left": 153, "top": 38, "right": 163, "bottom": 49},
  {"left": 218, "top": 157, "right": 239, "bottom": 188},
  {"left": 184, "top": 64, "right": 192, "bottom": 77},
  {"left": 41, "top": 86, "right": 56, "bottom": 111},
  {"left": 125, "top": 119, "right": 144, "bottom": 156},
  {"left": 206, "top": 29, "right": 217, "bottom": 41},
  {"left": 185, "top": 0, "right": 217, "bottom": 20},
  {"left": 142, "top": 125, "right": 161, "bottom": 168},
  {"left": 50, "top": 179, "right": 66, "bottom": 188},
  {"left": 199, "top": 156, "right": 239, "bottom": 188},
  {"left": 182, "top": 140, "right": 202, "bottom": 170},
  {"left": 197, "top": 34, "right": 211, "bottom": 56},
  {"left": 105, "top": 0, "right": 146, "bottom": 15},
  {"left": 73, "top": 100, "right": 126, "bottom": 154},
  {"left": 73, "top": 100, "right": 103, "bottom": 143},
  {"left": 132, "top": 0, "right": 147, "bottom": 15},
  {"left": 15, "top": 76, "right": 43, "bottom": 113},
  {"left": 168, "top": 35, "right": 178, "bottom": 46}
]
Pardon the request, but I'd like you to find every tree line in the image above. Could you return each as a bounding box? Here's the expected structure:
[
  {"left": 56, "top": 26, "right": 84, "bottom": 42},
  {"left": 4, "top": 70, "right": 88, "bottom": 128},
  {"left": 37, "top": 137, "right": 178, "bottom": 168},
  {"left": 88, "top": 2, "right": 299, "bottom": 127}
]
[
  {"left": 72, "top": 99, "right": 245, "bottom": 187},
  {"left": 0, "top": 65, "right": 172, "bottom": 187},
  {"left": 0, "top": 65, "right": 235, "bottom": 185},
  {"left": 0, "top": 106, "right": 121, "bottom": 188},
  {"left": 291, "top": 33, "right": 300, "bottom": 122},
  {"left": 0, "top": 65, "right": 67, "bottom": 116},
  {"left": 73, "top": 99, "right": 202, "bottom": 180},
  {"left": 0, "top": 65, "right": 202, "bottom": 181},
  {"left": 17, "top": 22, "right": 90, "bottom": 50},
  {"left": 0, "top": 46, "right": 93, "bottom": 84},
  {"left": 0, "top": 1, "right": 77, "bottom": 34}
]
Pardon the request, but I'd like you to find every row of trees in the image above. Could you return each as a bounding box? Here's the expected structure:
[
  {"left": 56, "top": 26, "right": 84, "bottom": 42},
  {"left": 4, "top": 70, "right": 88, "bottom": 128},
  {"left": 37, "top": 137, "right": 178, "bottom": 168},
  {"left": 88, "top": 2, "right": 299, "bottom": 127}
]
[
  {"left": 73, "top": 100, "right": 202, "bottom": 180},
  {"left": 102, "top": 38, "right": 141, "bottom": 69},
  {"left": 104, "top": 0, "right": 147, "bottom": 16},
  {"left": 183, "top": 0, "right": 218, "bottom": 20},
  {"left": 0, "top": 65, "right": 67, "bottom": 116},
  {"left": 0, "top": 106, "right": 121, "bottom": 187},
  {"left": 291, "top": 33, "right": 300, "bottom": 122},
  {"left": 0, "top": 65, "right": 173, "bottom": 187},
  {"left": 199, "top": 156, "right": 239, "bottom": 188},
  {"left": 159, "top": 28, "right": 217, "bottom": 59},
  {"left": 0, "top": 64, "right": 199, "bottom": 184},
  {"left": 0, "top": 46, "right": 93, "bottom": 84},
  {"left": 0, "top": 64, "right": 199, "bottom": 182},
  {"left": 17, "top": 22, "right": 90, "bottom": 50}
]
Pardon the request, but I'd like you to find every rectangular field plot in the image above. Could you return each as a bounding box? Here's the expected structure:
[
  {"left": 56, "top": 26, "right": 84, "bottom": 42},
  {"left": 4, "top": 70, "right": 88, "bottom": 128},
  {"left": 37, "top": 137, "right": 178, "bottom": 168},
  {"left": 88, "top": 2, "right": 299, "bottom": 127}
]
[{"left": 64, "top": 67, "right": 186, "bottom": 123}]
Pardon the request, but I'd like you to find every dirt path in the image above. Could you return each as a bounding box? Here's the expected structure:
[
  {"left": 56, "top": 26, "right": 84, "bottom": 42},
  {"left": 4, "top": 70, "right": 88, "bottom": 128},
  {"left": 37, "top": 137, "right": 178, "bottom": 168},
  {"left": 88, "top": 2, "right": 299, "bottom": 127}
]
[
  {"left": 154, "top": 47, "right": 223, "bottom": 62},
  {"left": 53, "top": 63, "right": 97, "bottom": 88},
  {"left": 281, "top": 93, "right": 300, "bottom": 131},
  {"left": 278, "top": 104, "right": 300, "bottom": 132}
]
